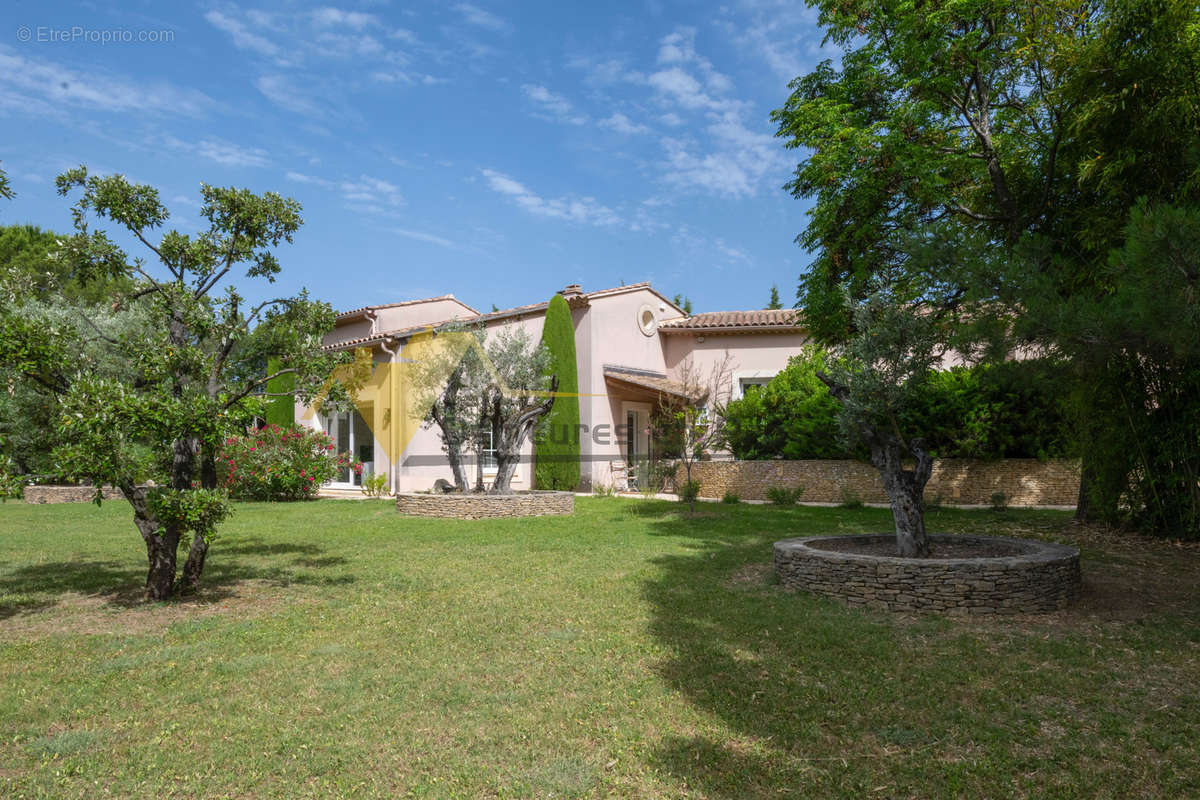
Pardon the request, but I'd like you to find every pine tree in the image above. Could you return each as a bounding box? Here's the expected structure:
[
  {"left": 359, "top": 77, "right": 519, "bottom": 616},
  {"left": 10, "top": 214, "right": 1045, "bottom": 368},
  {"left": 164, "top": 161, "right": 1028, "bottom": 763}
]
[
  {"left": 767, "top": 285, "right": 783, "bottom": 309},
  {"left": 534, "top": 293, "right": 580, "bottom": 490}
]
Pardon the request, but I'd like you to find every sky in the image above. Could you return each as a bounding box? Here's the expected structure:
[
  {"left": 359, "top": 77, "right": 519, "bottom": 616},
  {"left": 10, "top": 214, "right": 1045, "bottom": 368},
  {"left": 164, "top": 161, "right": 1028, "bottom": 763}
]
[{"left": 0, "top": 0, "right": 834, "bottom": 315}]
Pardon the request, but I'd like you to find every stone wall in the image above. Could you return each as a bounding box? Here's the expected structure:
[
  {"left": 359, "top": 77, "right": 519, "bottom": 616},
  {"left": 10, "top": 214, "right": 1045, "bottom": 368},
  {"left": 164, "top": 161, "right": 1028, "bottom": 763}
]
[
  {"left": 22, "top": 485, "right": 124, "bottom": 504},
  {"left": 678, "top": 458, "right": 1080, "bottom": 507},
  {"left": 395, "top": 491, "right": 574, "bottom": 519},
  {"left": 774, "top": 534, "right": 1081, "bottom": 614}
]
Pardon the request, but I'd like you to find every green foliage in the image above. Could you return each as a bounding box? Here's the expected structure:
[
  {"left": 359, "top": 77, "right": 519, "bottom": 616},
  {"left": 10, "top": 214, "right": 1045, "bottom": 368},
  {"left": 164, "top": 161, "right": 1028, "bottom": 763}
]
[
  {"left": 773, "top": 0, "right": 1200, "bottom": 535},
  {"left": 721, "top": 490, "right": 740, "bottom": 504},
  {"left": 723, "top": 344, "right": 1072, "bottom": 462},
  {"left": 672, "top": 293, "right": 694, "bottom": 315},
  {"left": 219, "top": 424, "right": 356, "bottom": 501},
  {"left": 146, "top": 488, "right": 232, "bottom": 541},
  {"left": 360, "top": 472, "right": 388, "bottom": 498},
  {"left": 838, "top": 488, "right": 864, "bottom": 510},
  {"left": 679, "top": 480, "right": 701, "bottom": 504},
  {"left": 0, "top": 453, "right": 22, "bottom": 500},
  {"left": 723, "top": 345, "right": 847, "bottom": 460},
  {"left": 767, "top": 285, "right": 782, "bottom": 310},
  {"left": 990, "top": 492, "right": 1009, "bottom": 512},
  {"left": 766, "top": 486, "right": 805, "bottom": 506},
  {"left": 265, "top": 357, "right": 296, "bottom": 427},
  {"left": 0, "top": 166, "right": 346, "bottom": 595},
  {"left": 535, "top": 293, "right": 580, "bottom": 490}
]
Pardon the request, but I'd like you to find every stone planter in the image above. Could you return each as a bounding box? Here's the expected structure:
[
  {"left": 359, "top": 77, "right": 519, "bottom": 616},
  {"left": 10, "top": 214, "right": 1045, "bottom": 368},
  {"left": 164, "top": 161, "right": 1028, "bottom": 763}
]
[
  {"left": 22, "top": 485, "right": 124, "bottom": 504},
  {"left": 395, "top": 490, "right": 574, "bottom": 519},
  {"left": 774, "top": 534, "right": 1080, "bottom": 614}
]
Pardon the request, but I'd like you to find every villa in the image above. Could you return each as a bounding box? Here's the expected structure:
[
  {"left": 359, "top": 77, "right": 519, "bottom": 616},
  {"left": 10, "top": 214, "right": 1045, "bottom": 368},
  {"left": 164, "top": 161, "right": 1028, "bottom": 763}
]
[{"left": 298, "top": 282, "right": 809, "bottom": 493}]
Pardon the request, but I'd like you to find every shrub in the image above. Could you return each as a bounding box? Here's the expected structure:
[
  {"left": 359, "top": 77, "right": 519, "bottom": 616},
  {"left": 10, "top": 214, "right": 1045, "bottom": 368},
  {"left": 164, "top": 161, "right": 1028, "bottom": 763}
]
[
  {"left": 721, "top": 490, "right": 740, "bottom": 504},
  {"left": 722, "top": 349, "right": 1075, "bottom": 461},
  {"left": 990, "top": 491, "right": 1009, "bottom": 512},
  {"left": 679, "top": 480, "right": 701, "bottom": 504},
  {"left": 766, "top": 485, "right": 805, "bottom": 505},
  {"left": 0, "top": 454, "right": 22, "bottom": 501},
  {"left": 219, "top": 424, "right": 358, "bottom": 501},
  {"left": 592, "top": 482, "right": 617, "bottom": 498},
  {"left": 838, "top": 488, "right": 864, "bottom": 509},
  {"left": 360, "top": 472, "right": 388, "bottom": 498}
]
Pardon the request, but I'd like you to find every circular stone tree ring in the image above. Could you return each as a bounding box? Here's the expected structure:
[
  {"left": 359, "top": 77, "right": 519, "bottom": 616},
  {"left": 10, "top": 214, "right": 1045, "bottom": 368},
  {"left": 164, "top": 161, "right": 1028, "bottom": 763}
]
[{"left": 774, "top": 534, "right": 1080, "bottom": 614}]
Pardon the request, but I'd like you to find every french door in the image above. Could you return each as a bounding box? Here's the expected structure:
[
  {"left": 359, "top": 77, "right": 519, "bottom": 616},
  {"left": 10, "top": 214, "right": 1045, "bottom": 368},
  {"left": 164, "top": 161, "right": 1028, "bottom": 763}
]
[{"left": 325, "top": 409, "right": 374, "bottom": 487}]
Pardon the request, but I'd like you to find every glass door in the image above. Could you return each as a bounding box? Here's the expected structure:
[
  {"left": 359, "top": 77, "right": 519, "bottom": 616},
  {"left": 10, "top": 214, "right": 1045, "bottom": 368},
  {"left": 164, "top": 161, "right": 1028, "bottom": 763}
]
[
  {"left": 326, "top": 409, "right": 374, "bottom": 487},
  {"left": 625, "top": 408, "right": 652, "bottom": 490}
]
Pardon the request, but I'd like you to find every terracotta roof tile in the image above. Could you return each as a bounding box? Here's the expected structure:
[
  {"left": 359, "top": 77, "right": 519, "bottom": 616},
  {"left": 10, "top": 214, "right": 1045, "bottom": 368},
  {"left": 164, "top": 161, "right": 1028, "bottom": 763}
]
[{"left": 657, "top": 308, "right": 803, "bottom": 333}]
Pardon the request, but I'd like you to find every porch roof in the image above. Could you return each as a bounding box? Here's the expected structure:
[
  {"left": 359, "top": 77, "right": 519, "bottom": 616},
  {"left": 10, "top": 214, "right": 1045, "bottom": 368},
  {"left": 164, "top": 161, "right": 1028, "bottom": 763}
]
[{"left": 602, "top": 365, "right": 703, "bottom": 402}]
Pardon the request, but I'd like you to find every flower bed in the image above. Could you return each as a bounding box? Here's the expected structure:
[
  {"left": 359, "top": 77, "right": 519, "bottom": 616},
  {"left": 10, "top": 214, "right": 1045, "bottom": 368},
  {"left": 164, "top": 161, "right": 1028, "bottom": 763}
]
[
  {"left": 395, "top": 491, "right": 574, "bottom": 519},
  {"left": 774, "top": 533, "right": 1080, "bottom": 614}
]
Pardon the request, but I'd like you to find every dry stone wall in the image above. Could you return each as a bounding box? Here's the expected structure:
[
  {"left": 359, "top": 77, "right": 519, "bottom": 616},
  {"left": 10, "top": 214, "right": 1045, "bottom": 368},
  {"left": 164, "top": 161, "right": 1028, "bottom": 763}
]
[
  {"left": 679, "top": 459, "right": 1079, "bottom": 506},
  {"left": 22, "top": 486, "right": 124, "bottom": 504},
  {"left": 395, "top": 491, "right": 574, "bottom": 519},
  {"left": 774, "top": 534, "right": 1081, "bottom": 614}
]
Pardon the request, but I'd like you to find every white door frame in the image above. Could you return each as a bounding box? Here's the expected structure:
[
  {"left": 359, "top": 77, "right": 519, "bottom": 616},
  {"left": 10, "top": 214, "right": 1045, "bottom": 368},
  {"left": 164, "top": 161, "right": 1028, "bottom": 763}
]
[{"left": 324, "top": 409, "right": 373, "bottom": 488}]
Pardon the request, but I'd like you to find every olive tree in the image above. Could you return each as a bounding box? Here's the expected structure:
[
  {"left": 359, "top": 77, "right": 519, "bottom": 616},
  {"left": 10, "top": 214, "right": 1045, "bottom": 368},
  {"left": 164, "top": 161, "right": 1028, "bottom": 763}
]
[
  {"left": 818, "top": 294, "right": 945, "bottom": 557},
  {"left": 0, "top": 167, "right": 342, "bottom": 599}
]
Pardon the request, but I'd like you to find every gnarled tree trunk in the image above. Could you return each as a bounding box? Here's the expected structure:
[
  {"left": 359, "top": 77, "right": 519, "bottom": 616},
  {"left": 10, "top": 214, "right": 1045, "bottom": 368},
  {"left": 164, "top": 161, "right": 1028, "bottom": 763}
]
[
  {"left": 176, "top": 532, "right": 209, "bottom": 595},
  {"left": 490, "top": 378, "right": 557, "bottom": 494},
  {"left": 122, "top": 484, "right": 180, "bottom": 600},
  {"left": 871, "top": 438, "right": 934, "bottom": 558}
]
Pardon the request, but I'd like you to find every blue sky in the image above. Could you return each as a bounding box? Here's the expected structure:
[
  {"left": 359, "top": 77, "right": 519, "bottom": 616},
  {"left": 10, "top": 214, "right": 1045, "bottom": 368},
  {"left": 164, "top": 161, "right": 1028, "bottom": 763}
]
[{"left": 0, "top": 1, "right": 832, "bottom": 314}]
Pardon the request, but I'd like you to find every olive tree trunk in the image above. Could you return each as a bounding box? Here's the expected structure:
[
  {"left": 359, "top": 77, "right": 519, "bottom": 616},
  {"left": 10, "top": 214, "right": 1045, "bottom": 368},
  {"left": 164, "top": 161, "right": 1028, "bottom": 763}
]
[
  {"left": 870, "top": 438, "right": 934, "bottom": 558},
  {"left": 489, "top": 378, "right": 557, "bottom": 494},
  {"left": 122, "top": 484, "right": 180, "bottom": 601}
]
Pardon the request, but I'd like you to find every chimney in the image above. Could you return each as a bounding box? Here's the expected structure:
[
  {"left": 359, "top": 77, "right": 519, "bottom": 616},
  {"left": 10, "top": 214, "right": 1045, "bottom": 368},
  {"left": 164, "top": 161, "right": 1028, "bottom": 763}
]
[{"left": 561, "top": 283, "right": 583, "bottom": 298}]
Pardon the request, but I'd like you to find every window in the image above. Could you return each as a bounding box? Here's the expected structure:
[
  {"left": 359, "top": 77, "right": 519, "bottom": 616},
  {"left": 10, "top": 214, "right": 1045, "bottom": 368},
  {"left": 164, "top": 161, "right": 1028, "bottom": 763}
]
[
  {"left": 637, "top": 303, "right": 658, "bottom": 336},
  {"left": 739, "top": 377, "right": 771, "bottom": 397},
  {"left": 481, "top": 428, "right": 497, "bottom": 470}
]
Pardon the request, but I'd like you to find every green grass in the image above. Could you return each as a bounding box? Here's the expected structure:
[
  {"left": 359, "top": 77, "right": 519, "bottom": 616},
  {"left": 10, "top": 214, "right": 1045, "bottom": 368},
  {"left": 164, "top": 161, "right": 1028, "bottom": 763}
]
[{"left": 1, "top": 498, "right": 1198, "bottom": 798}]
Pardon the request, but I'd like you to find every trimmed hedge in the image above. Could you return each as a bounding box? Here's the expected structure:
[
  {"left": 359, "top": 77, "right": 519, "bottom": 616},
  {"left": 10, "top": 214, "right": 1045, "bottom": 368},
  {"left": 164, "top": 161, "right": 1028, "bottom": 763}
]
[{"left": 534, "top": 293, "right": 581, "bottom": 490}]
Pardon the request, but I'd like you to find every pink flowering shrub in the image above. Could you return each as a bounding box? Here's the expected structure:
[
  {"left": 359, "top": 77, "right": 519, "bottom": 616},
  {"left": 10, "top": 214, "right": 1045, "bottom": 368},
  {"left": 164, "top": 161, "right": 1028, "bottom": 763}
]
[{"left": 218, "top": 424, "right": 360, "bottom": 501}]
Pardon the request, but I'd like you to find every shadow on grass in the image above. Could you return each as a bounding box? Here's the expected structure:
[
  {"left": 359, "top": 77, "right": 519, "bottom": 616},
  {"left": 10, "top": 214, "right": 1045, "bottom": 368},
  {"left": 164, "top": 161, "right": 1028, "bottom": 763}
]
[
  {"left": 637, "top": 504, "right": 1003, "bottom": 796},
  {"left": 0, "top": 536, "right": 351, "bottom": 619}
]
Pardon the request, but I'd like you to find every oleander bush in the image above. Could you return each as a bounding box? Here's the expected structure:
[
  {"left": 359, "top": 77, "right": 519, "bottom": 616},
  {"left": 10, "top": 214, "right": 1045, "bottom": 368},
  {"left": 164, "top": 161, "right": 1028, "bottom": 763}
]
[{"left": 218, "top": 424, "right": 358, "bottom": 501}]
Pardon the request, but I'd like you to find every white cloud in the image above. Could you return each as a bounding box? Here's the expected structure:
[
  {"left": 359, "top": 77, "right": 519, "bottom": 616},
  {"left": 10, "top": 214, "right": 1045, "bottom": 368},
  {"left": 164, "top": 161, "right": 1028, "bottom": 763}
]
[
  {"left": 454, "top": 4, "right": 511, "bottom": 32},
  {"left": 286, "top": 170, "right": 334, "bottom": 187},
  {"left": 521, "top": 84, "right": 586, "bottom": 125},
  {"left": 481, "top": 169, "right": 620, "bottom": 226},
  {"left": 647, "top": 67, "right": 710, "bottom": 109},
  {"left": 390, "top": 228, "right": 455, "bottom": 248},
  {"left": 660, "top": 112, "right": 684, "bottom": 127},
  {"left": 600, "top": 113, "right": 648, "bottom": 135},
  {"left": 194, "top": 139, "right": 271, "bottom": 167},
  {"left": 204, "top": 10, "right": 280, "bottom": 57},
  {"left": 0, "top": 48, "right": 215, "bottom": 117},
  {"left": 256, "top": 74, "right": 321, "bottom": 116},
  {"left": 340, "top": 175, "right": 403, "bottom": 206},
  {"left": 311, "top": 7, "right": 379, "bottom": 29}
]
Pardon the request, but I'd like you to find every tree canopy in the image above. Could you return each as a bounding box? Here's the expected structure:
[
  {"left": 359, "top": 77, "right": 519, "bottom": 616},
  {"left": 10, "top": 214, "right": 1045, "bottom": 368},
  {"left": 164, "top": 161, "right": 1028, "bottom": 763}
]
[
  {"left": 774, "top": 0, "right": 1200, "bottom": 535},
  {"left": 0, "top": 167, "right": 343, "bottom": 597}
]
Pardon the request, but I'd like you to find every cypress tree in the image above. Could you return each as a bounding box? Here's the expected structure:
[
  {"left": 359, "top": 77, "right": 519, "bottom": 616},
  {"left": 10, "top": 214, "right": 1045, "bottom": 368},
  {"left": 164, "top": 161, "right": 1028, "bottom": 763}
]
[
  {"left": 265, "top": 357, "right": 295, "bottom": 426},
  {"left": 535, "top": 293, "right": 580, "bottom": 489}
]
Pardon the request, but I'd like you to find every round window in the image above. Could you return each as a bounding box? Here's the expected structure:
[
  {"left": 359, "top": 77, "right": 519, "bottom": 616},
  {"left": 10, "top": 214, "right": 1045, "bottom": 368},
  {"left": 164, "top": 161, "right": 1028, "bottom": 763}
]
[{"left": 638, "top": 304, "right": 657, "bottom": 336}]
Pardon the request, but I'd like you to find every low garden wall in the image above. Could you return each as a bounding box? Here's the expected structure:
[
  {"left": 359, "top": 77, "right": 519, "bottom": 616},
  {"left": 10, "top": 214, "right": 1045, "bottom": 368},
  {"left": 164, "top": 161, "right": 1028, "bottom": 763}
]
[
  {"left": 395, "top": 491, "right": 574, "bottom": 519},
  {"left": 22, "top": 485, "right": 124, "bottom": 504},
  {"left": 678, "top": 458, "right": 1080, "bottom": 507},
  {"left": 774, "top": 534, "right": 1081, "bottom": 614}
]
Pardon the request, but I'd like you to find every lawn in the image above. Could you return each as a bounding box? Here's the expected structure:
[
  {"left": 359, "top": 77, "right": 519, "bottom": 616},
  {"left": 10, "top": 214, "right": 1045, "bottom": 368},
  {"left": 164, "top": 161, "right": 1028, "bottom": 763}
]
[{"left": 1, "top": 497, "right": 1198, "bottom": 798}]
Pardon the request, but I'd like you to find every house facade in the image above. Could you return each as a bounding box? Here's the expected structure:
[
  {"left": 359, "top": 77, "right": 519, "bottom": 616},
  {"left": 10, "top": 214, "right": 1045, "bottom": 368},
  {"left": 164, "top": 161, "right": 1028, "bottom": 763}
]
[{"left": 298, "top": 282, "right": 809, "bottom": 493}]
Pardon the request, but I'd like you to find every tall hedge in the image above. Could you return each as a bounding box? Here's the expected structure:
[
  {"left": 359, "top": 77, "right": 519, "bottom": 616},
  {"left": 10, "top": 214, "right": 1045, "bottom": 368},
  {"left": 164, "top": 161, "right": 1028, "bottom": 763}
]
[
  {"left": 535, "top": 293, "right": 581, "bottom": 489},
  {"left": 265, "top": 356, "right": 296, "bottom": 427}
]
